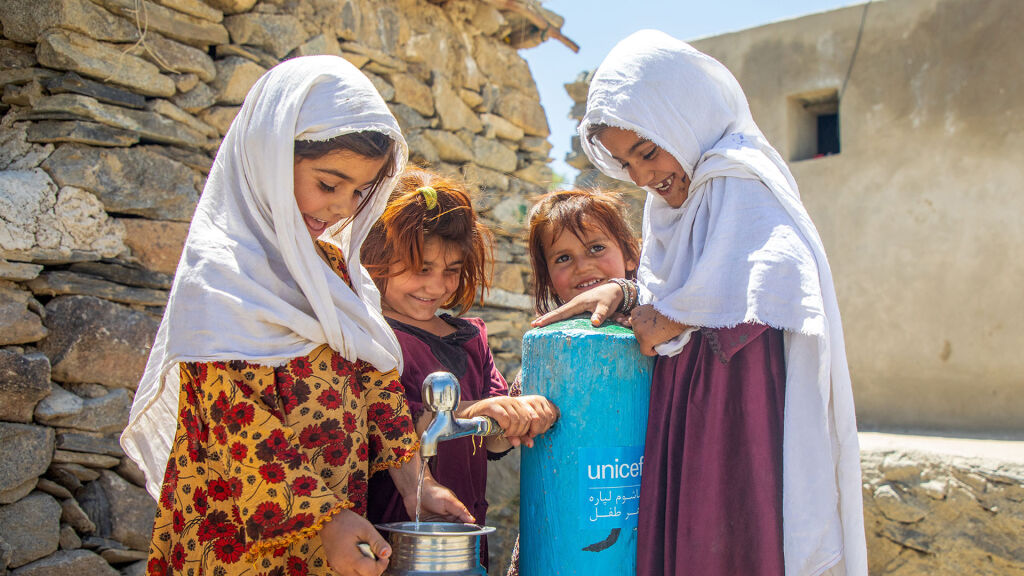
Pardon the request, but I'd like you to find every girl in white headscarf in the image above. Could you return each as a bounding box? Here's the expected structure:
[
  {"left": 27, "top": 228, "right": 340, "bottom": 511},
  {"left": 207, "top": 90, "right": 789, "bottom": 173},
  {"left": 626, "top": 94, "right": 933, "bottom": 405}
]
[
  {"left": 121, "top": 56, "right": 471, "bottom": 576},
  {"left": 534, "top": 31, "right": 866, "bottom": 576}
]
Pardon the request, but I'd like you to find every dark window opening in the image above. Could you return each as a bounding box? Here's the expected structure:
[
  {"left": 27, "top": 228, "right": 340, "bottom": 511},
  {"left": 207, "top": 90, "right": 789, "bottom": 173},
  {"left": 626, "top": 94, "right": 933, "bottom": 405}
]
[
  {"left": 788, "top": 90, "right": 840, "bottom": 161},
  {"left": 817, "top": 112, "right": 840, "bottom": 156}
]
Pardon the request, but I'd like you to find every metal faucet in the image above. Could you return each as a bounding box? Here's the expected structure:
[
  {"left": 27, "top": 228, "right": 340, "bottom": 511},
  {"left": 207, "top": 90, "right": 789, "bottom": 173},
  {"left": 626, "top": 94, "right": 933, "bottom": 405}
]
[{"left": 420, "top": 372, "right": 503, "bottom": 458}]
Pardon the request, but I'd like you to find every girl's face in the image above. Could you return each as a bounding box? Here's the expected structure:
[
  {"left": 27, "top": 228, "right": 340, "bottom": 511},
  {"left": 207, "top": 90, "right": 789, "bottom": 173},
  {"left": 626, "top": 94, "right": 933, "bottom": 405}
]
[
  {"left": 542, "top": 219, "right": 636, "bottom": 304},
  {"left": 381, "top": 237, "right": 464, "bottom": 324},
  {"left": 598, "top": 127, "right": 691, "bottom": 209},
  {"left": 293, "top": 148, "right": 387, "bottom": 241}
]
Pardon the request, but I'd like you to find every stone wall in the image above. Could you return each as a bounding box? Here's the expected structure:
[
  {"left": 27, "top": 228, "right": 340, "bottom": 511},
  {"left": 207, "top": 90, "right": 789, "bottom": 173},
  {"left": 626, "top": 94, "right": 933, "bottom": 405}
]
[{"left": 0, "top": 0, "right": 569, "bottom": 573}]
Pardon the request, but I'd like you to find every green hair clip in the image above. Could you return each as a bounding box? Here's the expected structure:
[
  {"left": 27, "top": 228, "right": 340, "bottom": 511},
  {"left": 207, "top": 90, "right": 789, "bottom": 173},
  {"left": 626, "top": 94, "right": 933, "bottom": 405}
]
[{"left": 417, "top": 186, "right": 437, "bottom": 210}]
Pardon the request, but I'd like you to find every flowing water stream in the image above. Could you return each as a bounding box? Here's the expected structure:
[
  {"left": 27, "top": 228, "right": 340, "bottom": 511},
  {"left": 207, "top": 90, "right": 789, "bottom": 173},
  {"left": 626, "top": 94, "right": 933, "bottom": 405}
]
[{"left": 414, "top": 456, "right": 429, "bottom": 526}]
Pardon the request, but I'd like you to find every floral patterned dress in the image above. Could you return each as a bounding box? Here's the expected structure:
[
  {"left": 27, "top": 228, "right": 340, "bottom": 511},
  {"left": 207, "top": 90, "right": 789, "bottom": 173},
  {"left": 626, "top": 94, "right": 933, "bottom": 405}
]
[{"left": 146, "top": 241, "right": 418, "bottom": 576}]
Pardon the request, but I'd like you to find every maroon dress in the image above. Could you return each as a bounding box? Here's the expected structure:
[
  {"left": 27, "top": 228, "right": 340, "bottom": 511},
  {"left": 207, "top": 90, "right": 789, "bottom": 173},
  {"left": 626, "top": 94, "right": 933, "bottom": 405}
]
[
  {"left": 367, "top": 314, "right": 509, "bottom": 566},
  {"left": 636, "top": 323, "right": 786, "bottom": 576}
]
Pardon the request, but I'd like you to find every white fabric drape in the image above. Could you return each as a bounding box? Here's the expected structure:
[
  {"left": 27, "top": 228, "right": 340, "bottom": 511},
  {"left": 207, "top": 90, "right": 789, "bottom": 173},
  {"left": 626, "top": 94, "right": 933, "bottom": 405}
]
[
  {"left": 121, "top": 55, "right": 408, "bottom": 499},
  {"left": 579, "top": 30, "right": 866, "bottom": 576}
]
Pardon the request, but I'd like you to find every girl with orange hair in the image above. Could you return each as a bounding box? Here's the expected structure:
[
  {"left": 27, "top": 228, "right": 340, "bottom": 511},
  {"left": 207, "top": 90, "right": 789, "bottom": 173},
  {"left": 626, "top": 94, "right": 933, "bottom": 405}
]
[{"left": 361, "top": 169, "right": 558, "bottom": 569}]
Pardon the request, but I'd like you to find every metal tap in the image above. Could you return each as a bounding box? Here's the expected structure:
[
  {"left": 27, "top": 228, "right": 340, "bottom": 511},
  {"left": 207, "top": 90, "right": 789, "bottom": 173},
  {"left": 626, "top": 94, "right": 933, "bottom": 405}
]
[{"left": 420, "top": 371, "right": 503, "bottom": 458}]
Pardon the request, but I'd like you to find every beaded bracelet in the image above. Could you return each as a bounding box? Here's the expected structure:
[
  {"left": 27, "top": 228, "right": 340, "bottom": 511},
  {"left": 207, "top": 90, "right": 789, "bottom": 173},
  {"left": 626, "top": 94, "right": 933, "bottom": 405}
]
[{"left": 607, "top": 278, "right": 638, "bottom": 315}]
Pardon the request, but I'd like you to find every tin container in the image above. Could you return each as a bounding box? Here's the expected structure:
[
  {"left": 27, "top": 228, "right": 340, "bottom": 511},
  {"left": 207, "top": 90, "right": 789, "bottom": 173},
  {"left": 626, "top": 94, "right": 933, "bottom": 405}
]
[{"left": 377, "top": 522, "right": 495, "bottom": 576}]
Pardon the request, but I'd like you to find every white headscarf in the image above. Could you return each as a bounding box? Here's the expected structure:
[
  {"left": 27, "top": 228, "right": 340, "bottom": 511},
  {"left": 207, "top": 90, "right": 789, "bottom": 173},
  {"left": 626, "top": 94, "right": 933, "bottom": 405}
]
[
  {"left": 580, "top": 31, "right": 866, "bottom": 576},
  {"left": 122, "top": 55, "right": 408, "bottom": 499}
]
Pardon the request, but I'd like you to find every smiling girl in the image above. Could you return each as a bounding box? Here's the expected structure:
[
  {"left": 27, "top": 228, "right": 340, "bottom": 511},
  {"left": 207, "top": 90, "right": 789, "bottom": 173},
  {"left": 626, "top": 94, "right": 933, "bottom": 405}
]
[
  {"left": 361, "top": 169, "right": 558, "bottom": 570},
  {"left": 533, "top": 31, "right": 867, "bottom": 576},
  {"left": 121, "top": 57, "right": 471, "bottom": 576}
]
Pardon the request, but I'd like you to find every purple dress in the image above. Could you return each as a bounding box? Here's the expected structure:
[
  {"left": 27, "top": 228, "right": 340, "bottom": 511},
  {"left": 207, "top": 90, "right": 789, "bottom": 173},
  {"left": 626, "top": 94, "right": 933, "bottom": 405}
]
[
  {"left": 636, "top": 323, "right": 786, "bottom": 576},
  {"left": 367, "top": 314, "right": 509, "bottom": 565}
]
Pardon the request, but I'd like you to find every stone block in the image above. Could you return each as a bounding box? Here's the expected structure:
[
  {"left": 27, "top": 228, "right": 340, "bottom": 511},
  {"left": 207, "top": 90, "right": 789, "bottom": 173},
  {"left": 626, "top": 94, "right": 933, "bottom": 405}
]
[
  {"left": 36, "top": 30, "right": 175, "bottom": 98},
  {"left": 56, "top": 433, "right": 124, "bottom": 458},
  {"left": 26, "top": 271, "right": 168, "bottom": 307},
  {"left": 494, "top": 91, "right": 549, "bottom": 137},
  {"left": 197, "top": 105, "right": 240, "bottom": 136},
  {"left": 292, "top": 34, "right": 343, "bottom": 59},
  {"left": 388, "top": 73, "right": 434, "bottom": 117},
  {"left": 146, "top": 99, "right": 218, "bottom": 138},
  {"left": 432, "top": 77, "right": 482, "bottom": 133},
  {"left": 38, "top": 388, "right": 131, "bottom": 434},
  {"left": 514, "top": 162, "right": 554, "bottom": 188},
  {"left": 59, "top": 524, "right": 82, "bottom": 550},
  {"left": 472, "top": 136, "right": 517, "bottom": 173},
  {"left": 26, "top": 121, "right": 139, "bottom": 147},
  {"left": 29, "top": 94, "right": 209, "bottom": 149},
  {"left": 211, "top": 56, "right": 267, "bottom": 105},
  {"left": 491, "top": 262, "right": 527, "bottom": 294},
  {"left": 81, "top": 471, "right": 156, "bottom": 551},
  {"left": 473, "top": 36, "right": 535, "bottom": 91},
  {"left": 42, "top": 144, "right": 202, "bottom": 222},
  {"left": 37, "top": 296, "right": 158, "bottom": 389},
  {"left": 405, "top": 132, "right": 440, "bottom": 166},
  {"left": 0, "top": 349, "right": 51, "bottom": 423},
  {"left": 461, "top": 164, "right": 509, "bottom": 191},
  {"left": 481, "top": 113, "right": 524, "bottom": 141},
  {"left": 203, "top": 0, "right": 257, "bottom": 14},
  {"left": 130, "top": 33, "right": 216, "bottom": 83},
  {"left": 68, "top": 261, "right": 173, "bottom": 291},
  {"left": 60, "top": 498, "right": 96, "bottom": 534},
  {"left": 9, "top": 549, "right": 118, "bottom": 576},
  {"left": 91, "top": 0, "right": 229, "bottom": 48},
  {"left": 223, "top": 13, "right": 307, "bottom": 59},
  {"left": 0, "top": 492, "right": 61, "bottom": 567},
  {"left": 0, "top": 0, "right": 138, "bottom": 44},
  {"left": 52, "top": 450, "right": 120, "bottom": 469},
  {"left": 363, "top": 71, "right": 394, "bottom": 102},
  {"left": 422, "top": 130, "right": 473, "bottom": 164},
  {"left": 389, "top": 103, "right": 432, "bottom": 133},
  {"left": 33, "top": 383, "right": 84, "bottom": 423},
  {"left": 172, "top": 82, "right": 217, "bottom": 114},
  {"left": 0, "top": 282, "right": 47, "bottom": 346},
  {"left": 170, "top": 73, "right": 199, "bottom": 93},
  {"left": 0, "top": 117, "right": 56, "bottom": 171},
  {"left": 0, "top": 260, "right": 43, "bottom": 282},
  {"left": 150, "top": 0, "right": 222, "bottom": 23},
  {"left": 43, "top": 72, "right": 145, "bottom": 110},
  {"left": 117, "top": 219, "right": 189, "bottom": 277}
]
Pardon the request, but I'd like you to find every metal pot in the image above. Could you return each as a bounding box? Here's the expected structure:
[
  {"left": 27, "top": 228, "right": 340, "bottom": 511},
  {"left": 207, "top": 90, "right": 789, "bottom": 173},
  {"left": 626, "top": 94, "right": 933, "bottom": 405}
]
[{"left": 377, "top": 521, "right": 495, "bottom": 576}]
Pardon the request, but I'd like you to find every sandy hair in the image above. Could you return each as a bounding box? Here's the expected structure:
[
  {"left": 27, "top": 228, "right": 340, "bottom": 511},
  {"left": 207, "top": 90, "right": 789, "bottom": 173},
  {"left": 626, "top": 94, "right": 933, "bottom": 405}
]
[
  {"left": 362, "top": 168, "right": 492, "bottom": 315},
  {"left": 527, "top": 188, "right": 640, "bottom": 314}
]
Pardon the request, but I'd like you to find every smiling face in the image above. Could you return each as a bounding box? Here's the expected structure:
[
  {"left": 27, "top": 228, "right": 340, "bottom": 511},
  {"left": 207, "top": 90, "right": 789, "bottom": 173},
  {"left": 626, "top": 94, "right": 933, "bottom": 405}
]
[
  {"left": 381, "top": 237, "right": 465, "bottom": 329},
  {"left": 293, "top": 148, "right": 388, "bottom": 241},
  {"left": 541, "top": 218, "right": 636, "bottom": 305},
  {"left": 597, "top": 126, "right": 691, "bottom": 209}
]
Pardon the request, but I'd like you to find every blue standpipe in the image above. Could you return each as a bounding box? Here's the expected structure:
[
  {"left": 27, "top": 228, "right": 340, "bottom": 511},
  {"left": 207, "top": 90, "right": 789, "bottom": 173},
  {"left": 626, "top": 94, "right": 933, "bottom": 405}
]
[{"left": 519, "top": 317, "right": 655, "bottom": 575}]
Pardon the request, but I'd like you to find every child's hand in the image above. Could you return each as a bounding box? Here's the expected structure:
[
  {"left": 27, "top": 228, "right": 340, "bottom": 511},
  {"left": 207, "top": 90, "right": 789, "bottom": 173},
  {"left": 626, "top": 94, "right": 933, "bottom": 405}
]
[
  {"left": 464, "top": 396, "right": 558, "bottom": 448},
  {"left": 409, "top": 475, "right": 476, "bottom": 523},
  {"left": 629, "top": 304, "right": 688, "bottom": 356},
  {"left": 530, "top": 282, "right": 623, "bottom": 328},
  {"left": 320, "top": 507, "right": 391, "bottom": 576},
  {"left": 510, "top": 395, "right": 559, "bottom": 447}
]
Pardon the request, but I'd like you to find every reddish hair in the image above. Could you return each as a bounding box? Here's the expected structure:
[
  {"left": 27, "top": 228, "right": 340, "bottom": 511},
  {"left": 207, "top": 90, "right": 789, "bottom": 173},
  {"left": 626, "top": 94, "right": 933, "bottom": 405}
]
[
  {"left": 362, "top": 169, "right": 492, "bottom": 315},
  {"left": 527, "top": 188, "right": 640, "bottom": 314}
]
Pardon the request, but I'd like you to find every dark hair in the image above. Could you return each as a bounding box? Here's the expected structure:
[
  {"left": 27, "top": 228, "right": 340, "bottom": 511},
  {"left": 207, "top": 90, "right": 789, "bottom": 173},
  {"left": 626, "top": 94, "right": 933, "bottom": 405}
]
[
  {"left": 528, "top": 188, "right": 640, "bottom": 314},
  {"left": 361, "top": 169, "right": 492, "bottom": 316},
  {"left": 294, "top": 131, "right": 397, "bottom": 224},
  {"left": 586, "top": 122, "right": 612, "bottom": 143}
]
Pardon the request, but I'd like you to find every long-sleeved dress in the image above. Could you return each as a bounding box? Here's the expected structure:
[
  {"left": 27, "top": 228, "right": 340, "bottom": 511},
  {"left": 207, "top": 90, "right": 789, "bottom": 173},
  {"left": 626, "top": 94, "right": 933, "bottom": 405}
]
[
  {"left": 145, "top": 241, "right": 419, "bottom": 576},
  {"left": 366, "top": 314, "right": 509, "bottom": 567}
]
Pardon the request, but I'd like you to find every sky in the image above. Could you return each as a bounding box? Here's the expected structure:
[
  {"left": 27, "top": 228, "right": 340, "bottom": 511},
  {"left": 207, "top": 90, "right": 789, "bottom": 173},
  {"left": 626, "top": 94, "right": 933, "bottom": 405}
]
[{"left": 520, "top": 0, "right": 860, "bottom": 183}]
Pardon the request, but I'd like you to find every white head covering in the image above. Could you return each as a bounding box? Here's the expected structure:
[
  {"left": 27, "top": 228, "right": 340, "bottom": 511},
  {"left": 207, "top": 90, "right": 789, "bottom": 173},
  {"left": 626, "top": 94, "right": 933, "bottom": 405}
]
[
  {"left": 580, "top": 31, "right": 866, "bottom": 576},
  {"left": 122, "top": 55, "right": 408, "bottom": 499}
]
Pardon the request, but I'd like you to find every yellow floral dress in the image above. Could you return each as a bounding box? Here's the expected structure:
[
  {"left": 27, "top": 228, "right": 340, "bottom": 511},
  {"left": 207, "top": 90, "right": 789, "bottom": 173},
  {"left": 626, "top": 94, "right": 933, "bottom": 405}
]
[{"left": 146, "top": 241, "right": 418, "bottom": 576}]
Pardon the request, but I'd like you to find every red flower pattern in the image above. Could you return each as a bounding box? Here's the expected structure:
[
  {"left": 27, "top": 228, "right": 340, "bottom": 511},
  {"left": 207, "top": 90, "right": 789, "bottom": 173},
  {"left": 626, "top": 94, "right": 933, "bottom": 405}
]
[{"left": 144, "top": 242, "right": 417, "bottom": 576}]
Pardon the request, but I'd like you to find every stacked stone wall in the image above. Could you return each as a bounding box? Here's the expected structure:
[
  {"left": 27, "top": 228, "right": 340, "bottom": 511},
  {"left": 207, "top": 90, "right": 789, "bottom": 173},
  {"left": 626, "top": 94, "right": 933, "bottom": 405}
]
[{"left": 0, "top": 0, "right": 565, "bottom": 572}]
